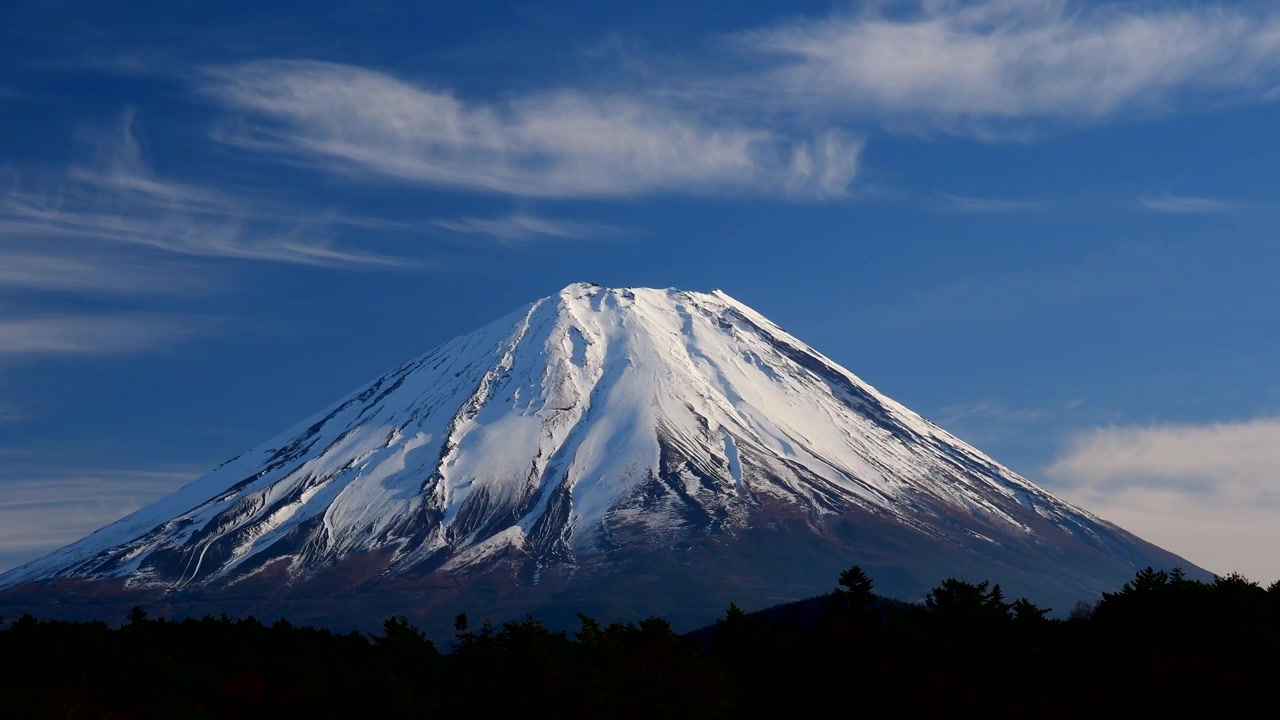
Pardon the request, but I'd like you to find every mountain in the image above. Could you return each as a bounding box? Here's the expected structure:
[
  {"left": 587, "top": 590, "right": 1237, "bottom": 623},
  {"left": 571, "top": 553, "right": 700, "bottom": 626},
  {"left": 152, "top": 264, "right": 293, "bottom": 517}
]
[{"left": 0, "top": 283, "right": 1202, "bottom": 634}]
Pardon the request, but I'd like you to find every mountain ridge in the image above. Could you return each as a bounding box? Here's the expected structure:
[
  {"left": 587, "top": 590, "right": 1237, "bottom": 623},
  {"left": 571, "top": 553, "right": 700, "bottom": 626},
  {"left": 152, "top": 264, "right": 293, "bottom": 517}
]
[{"left": 0, "top": 283, "right": 1204, "bottom": 633}]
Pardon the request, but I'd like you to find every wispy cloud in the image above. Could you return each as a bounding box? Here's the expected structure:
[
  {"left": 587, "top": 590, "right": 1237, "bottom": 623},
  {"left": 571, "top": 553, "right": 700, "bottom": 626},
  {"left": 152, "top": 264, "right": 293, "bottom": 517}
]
[
  {"left": 936, "top": 193, "right": 1049, "bottom": 213},
  {"left": 161, "top": 4, "right": 1280, "bottom": 206},
  {"left": 937, "top": 399, "right": 1053, "bottom": 427},
  {"left": 432, "top": 212, "right": 623, "bottom": 242},
  {"left": 200, "top": 60, "right": 862, "bottom": 200},
  {"left": 0, "top": 250, "right": 212, "bottom": 295},
  {"left": 0, "top": 469, "right": 198, "bottom": 573},
  {"left": 0, "top": 109, "right": 417, "bottom": 271},
  {"left": 1046, "top": 419, "right": 1280, "bottom": 582},
  {"left": 730, "top": 1, "right": 1280, "bottom": 127},
  {"left": 0, "top": 312, "right": 212, "bottom": 356},
  {"left": 1137, "top": 193, "right": 1236, "bottom": 213},
  {"left": 848, "top": 246, "right": 1160, "bottom": 331},
  {"left": 931, "top": 397, "right": 1088, "bottom": 453}
]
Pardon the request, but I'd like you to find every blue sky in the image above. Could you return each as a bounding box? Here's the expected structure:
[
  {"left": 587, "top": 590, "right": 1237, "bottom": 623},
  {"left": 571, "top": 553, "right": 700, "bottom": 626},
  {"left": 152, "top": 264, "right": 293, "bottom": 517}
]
[{"left": 2, "top": 0, "right": 1279, "bottom": 583}]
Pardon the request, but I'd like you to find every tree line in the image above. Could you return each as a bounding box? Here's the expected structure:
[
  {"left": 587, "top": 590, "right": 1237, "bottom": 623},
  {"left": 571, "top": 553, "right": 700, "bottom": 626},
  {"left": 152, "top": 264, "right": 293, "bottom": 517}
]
[{"left": 2, "top": 565, "right": 1277, "bottom": 717}]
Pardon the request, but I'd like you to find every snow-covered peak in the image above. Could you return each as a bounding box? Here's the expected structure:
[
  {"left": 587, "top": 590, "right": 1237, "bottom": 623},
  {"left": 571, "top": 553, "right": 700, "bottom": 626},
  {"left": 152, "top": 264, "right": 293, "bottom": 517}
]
[{"left": 0, "top": 284, "right": 1169, "bottom": 607}]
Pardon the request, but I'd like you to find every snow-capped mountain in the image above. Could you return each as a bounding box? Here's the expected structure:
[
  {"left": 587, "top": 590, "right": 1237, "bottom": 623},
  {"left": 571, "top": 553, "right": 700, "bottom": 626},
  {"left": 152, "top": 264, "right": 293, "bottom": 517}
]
[{"left": 0, "top": 283, "right": 1200, "bottom": 631}]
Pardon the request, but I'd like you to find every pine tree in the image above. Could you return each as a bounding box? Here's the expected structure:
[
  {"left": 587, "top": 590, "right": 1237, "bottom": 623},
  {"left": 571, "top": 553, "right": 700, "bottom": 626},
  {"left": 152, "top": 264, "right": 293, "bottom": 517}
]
[
  {"left": 711, "top": 602, "right": 758, "bottom": 659},
  {"left": 719, "top": 602, "right": 749, "bottom": 624},
  {"left": 986, "top": 584, "right": 1011, "bottom": 619},
  {"left": 1011, "top": 598, "right": 1050, "bottom": 623},
  {"left": 926, "top": 578, "right": 990, "bottom": 616},
  {"left": 833, "top": 566, "right": 876, "bottom": 613},
  {"left": 373, "top": 615, "right": 435, "bottom": 653},
  {"left": 1120, "top": 566, "right": 1169, "bottom": 594},
  {"left": 926, "top": 578, "right": 1014, "bottom": 626}
]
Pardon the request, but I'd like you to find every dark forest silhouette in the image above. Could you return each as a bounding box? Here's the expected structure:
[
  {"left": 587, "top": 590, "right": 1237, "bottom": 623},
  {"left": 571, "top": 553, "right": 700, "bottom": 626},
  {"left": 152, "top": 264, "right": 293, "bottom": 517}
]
[{"left": 3, "top": 565, "right": 1277, "bottom": 717}]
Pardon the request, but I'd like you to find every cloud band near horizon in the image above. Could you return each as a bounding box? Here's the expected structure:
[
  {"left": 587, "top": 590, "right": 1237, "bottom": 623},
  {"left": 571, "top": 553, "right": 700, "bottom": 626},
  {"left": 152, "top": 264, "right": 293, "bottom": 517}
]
[{"left": 1047, "top": 418, "right": 1280, "bottom": 584}]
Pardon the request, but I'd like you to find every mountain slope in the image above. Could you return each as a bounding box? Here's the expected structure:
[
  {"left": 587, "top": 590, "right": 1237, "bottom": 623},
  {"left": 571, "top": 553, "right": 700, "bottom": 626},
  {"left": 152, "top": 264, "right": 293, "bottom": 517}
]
[{"left": 0, "top": 283, "right": 1202, "bottom": 631}]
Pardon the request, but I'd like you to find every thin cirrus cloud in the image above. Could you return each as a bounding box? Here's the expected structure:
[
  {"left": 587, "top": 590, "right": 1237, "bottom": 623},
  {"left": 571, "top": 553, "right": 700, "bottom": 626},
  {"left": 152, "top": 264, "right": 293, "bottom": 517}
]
[
  {"left": 0, "top": 111, "right": 414, "bottom": 361},
  {"left": 0, "top": 109, "right": 416, "bottom": 272},
  {"left": 0, "top": 469, "right": 198, "bottom": 573},
  {"left": 0, "top": 313, "right": 213, "bottom": 356},
  {"left": 730, "top": 1, "right": 1280, "bottom": 124},
  {"left": 936, "top": 193, "right": 1050, "bottom": 213},
  {"left": 1045, "top": 418, "right": 1280, "bottom": 583},
  {"left": 0, "top": 250, "right": 214, "bottom": 295},
  {"left": 199, "top": 59, "right": 863, "bottom": 200},
  {"left": 1137, "top": 193, "right": 1236, "bottom": 213},
  {"left": 432, "top": 212, "right": 624, "bottom": 242}
]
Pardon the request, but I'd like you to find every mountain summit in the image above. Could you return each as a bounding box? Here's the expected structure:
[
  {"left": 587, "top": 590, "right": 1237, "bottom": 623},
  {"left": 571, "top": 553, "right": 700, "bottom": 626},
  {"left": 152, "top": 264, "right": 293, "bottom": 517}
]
[{"left": 0, "top": 284, "right": 1198, "bottom": 631}]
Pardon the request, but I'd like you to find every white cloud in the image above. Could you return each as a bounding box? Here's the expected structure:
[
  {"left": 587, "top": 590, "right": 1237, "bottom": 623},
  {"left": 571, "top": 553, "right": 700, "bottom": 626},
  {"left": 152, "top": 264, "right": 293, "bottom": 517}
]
[
  {"left": 433, "top": 212, "right": 623, "bottom": 242},
  {"left": 0, "top": 109, "right": 416, "bottom": 270},
  {"left": 732, "top": 1, "right": 1280, "bottom": 124},
  {"left": 181, "top": 6, "right": 1280, "bottom": 200},
  {"left": 0, "top": 470, "right": 197, "bottom": 573},
  {"left": 1137, "top": 193, "right": 1235, "bottom": 213},
  {"left": 200, "top": 60, "right": 862, "bottom": 199},
  {"left": 1046, "top": 419, "right": 1280, "bottom": 583}
]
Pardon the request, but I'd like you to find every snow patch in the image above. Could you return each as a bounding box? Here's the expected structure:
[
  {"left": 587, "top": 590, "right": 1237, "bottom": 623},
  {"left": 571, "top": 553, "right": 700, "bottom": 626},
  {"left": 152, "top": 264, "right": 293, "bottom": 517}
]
[
  {"left": 720, "top": 427, "right": 743, "bottom": 490},
  {"left": 441, "top": 526, "right": 527, "bottom": 571}
]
